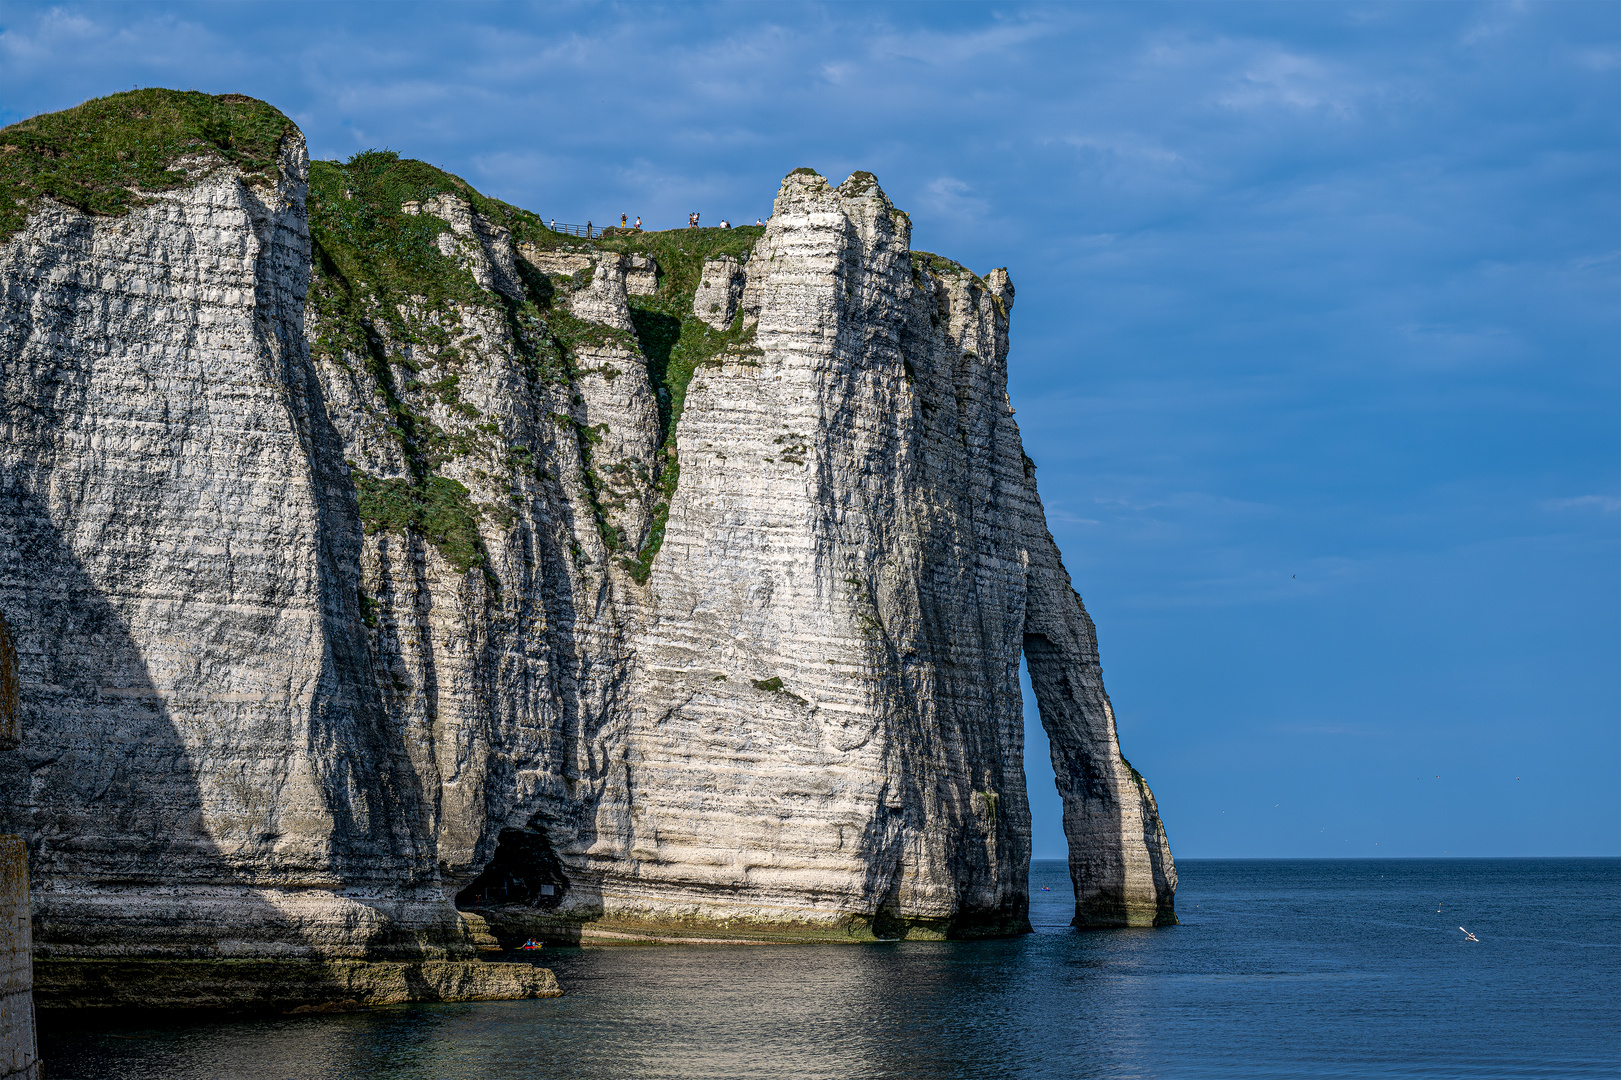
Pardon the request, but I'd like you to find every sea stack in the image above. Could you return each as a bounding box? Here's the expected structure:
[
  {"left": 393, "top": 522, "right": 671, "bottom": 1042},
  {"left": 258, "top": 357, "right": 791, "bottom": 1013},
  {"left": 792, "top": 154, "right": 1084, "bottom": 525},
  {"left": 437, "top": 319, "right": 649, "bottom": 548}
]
[{"left": 0, "top": 90, "right": 1173, "bottom": 1002}]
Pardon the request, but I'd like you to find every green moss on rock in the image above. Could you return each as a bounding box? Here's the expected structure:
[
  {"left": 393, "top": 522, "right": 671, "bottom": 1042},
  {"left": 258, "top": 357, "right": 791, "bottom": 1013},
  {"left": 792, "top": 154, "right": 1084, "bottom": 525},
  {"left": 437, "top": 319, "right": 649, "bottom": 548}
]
[
  {"left": 306, "top": 150, "right": 621, "bottom": 584},
  {"left": 470, "top": 906, "right": 1016, "bottom": 946},
  {"left": 307, "top": 152, "right": 492, "bottom": 321}
]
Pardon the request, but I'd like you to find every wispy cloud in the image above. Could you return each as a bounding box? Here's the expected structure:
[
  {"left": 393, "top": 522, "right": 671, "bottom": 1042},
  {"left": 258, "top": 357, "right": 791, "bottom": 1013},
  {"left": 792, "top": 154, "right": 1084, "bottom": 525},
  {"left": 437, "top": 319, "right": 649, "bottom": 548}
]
[
  {"left": 1272, "top": 723, "right": 1385, "bottom": 736},
  {"left": 1461, "top": 1, "right": 1531, "bottom": 47},
  {"left": 916, "top": 176, "right": 991, "bottom": 221},
  {"left": 1215, "top": 49, "right": 1362, "bottom": 117},
  {"left": 1542, "top": 495, "right": 1621, "bottom": 513}
]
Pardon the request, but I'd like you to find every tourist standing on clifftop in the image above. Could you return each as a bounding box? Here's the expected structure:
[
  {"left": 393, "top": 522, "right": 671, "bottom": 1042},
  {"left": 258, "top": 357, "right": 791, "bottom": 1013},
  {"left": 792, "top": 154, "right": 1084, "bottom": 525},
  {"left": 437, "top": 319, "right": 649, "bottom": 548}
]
[{"left": 635, "top": 216, "right": 641, "bottom": 229}]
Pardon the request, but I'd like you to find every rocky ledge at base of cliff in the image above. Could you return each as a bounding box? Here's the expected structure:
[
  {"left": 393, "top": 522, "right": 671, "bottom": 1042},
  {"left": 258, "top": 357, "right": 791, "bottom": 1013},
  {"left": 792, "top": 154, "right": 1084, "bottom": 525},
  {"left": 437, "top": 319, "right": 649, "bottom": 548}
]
[
  {"left": 0, "top": 90, "right": 1173, "bottom": 1004},
  {"left": 34, "top": 958, "right": 559, "bottom": 1012}
]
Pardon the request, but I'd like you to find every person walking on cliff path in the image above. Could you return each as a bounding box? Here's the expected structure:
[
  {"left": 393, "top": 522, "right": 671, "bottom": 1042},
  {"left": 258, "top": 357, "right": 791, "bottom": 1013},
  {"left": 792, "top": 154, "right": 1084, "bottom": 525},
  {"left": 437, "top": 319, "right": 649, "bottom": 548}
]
[
  {"left": 635, "top": 216, "right": 641, "bottom": 229},
  {"left": 586, "top": 220, "right": 592, "bottom": 238},
  {"left": 621, "top": 213, "right": 628, "bottom": 229}
]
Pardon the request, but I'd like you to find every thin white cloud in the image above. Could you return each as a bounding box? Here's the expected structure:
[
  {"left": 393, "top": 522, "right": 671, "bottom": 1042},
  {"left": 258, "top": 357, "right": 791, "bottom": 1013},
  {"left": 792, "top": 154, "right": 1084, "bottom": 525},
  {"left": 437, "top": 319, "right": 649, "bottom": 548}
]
[
  {"left": 1572, "top": 45, "right": 1621, "bottom": 71},
  {"left": 864, "top": 12, "right": 1059, "bottom": 68},
  {"left": 1215, "top": 50, "right": 1362, "bottom": 117},
  {"left": 1272, "top": 723, "right": 1385, "bottom": 736},
  {"left": 1541, "top": 496, "right": 1621, "bottom": 513},
  {"left": 1461, "top": 0, "right": 1530, "bottom": 47},
  {"left": 917, "top": 176, "right": 990, "bottom": 221}
]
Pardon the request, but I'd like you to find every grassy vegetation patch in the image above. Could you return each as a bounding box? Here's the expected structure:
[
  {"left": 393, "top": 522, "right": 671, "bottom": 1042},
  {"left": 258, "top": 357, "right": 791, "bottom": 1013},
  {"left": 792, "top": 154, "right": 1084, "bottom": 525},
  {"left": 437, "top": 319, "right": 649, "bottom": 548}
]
[
  {"left": 0, "top": 89, "right": 294, "bottom": 244},
  {"left": 352, "top": 470, "right": 488, "bottom": 575},
  {"left": 911, "top": 249, "right": 979, "bottom": 283},
  {"left": 750, "top": 675, "right": 807, "bottom": 704},
  {"left": 308, "top": 150, "right": 583, "bottom": 387},
  {"left": 841, "top": 170, "right": 879, "bottom": 195}
]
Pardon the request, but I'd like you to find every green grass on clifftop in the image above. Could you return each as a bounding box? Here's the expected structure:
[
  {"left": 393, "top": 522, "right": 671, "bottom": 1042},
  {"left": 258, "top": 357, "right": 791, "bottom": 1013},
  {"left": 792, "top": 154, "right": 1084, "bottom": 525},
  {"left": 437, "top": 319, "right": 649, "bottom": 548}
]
[
  {"left": 0, "top": 89, "right": 294, "bottom": 244},
  {"left": 911, "top": 249, "right": 980, "bottom": 284},
  {"left": 306, "top": 151, "right": 561, "bottom": 331}
]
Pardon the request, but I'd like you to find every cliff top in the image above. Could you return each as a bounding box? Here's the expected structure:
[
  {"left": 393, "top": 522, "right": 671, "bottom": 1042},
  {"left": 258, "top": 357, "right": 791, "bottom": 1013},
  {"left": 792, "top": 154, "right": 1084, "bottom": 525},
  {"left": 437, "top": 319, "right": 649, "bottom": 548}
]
[
  {"left": 0, "top": 88, "right": 295, "bottom": 244},
  {"left": 2, "top": 92, "right": 1005, "bottom": 292}
]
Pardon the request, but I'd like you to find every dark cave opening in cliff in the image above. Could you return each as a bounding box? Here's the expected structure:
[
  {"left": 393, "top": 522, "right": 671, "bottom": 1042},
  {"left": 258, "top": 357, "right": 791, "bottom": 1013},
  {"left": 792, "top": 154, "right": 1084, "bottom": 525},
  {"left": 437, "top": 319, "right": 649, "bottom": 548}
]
[{"left": 454, "top": 827, "right": 570, "bottom": 910}]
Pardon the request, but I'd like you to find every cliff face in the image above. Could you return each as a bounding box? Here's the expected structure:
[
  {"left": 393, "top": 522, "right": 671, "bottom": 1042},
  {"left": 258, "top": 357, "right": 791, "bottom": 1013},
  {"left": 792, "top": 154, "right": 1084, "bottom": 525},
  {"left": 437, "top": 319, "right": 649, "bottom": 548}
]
[
  {"left": 0, "top": 91, "right": 1175, "bottom": 963},
  {"left": 0, "top": 94, "right": 459, "bottom": 959}
]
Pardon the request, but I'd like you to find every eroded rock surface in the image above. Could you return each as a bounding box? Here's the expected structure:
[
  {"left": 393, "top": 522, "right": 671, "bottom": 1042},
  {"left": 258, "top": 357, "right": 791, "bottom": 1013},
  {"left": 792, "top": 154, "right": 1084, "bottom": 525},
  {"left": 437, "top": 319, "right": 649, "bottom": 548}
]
[
  {"left": 691, "top": 254, "right": 744, "bottom": 329},
  {"left": 0, "top": 93, "right": 1175, "bottom": 976}
]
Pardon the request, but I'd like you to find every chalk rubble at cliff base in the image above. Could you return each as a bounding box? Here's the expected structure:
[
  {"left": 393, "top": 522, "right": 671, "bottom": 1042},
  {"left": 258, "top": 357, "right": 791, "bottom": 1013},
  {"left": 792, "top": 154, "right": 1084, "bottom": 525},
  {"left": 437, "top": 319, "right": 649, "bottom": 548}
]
[{"left": 0, "top": 90, "right": 1175, "bottom": 1007}]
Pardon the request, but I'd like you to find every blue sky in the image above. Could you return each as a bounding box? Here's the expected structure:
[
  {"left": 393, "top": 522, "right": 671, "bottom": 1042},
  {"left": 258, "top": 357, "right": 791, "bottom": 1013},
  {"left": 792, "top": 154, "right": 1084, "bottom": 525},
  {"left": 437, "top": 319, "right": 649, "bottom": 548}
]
[{"left": 2, "top": 1, "right": 1615, "bottom": 859}]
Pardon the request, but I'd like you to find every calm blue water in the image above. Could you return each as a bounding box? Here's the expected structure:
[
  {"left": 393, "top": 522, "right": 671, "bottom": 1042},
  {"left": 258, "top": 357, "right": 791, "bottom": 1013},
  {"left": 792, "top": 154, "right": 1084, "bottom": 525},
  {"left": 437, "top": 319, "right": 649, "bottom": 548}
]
[{"left": 41, "top": 859, "right": 1619, "bottom": 1079}]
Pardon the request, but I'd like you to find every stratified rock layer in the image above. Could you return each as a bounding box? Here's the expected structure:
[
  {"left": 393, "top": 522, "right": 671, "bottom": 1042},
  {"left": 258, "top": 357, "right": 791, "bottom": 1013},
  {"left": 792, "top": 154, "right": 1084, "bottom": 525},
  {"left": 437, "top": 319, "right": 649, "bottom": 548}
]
[{"left": 0, "top": 92, "right": 1175, "bottom": 981}]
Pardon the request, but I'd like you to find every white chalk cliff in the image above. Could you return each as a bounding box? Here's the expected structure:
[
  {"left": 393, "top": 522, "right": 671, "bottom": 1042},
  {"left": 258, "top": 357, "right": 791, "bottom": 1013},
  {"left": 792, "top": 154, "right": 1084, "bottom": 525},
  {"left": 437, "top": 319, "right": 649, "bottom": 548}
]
[{"left": 0, "top": 93, "right": 1174, "bottom": 968}]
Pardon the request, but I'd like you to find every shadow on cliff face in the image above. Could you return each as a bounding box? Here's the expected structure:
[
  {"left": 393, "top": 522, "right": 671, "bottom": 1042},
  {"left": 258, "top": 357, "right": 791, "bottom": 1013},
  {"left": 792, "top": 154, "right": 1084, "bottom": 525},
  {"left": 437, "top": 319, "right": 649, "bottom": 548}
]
[
  {"left": 0, "top": 487, "right": 228, "bottom": 952},
  {"left": 275, "top": 306, "right": 448, "bottom": 917},
  {"left": 453, "top": 426, "right": 623, "bottom": 925},
  {"left": 0, "top": 488, "right": 448, "bottom": 959}
]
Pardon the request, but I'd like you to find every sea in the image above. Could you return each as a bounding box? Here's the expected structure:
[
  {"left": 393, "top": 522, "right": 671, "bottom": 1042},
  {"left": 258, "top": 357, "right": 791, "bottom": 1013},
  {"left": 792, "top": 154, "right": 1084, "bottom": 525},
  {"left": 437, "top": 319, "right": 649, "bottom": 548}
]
[{"left": 41, "top": 858, "right": 1619, "bottom": 1079}]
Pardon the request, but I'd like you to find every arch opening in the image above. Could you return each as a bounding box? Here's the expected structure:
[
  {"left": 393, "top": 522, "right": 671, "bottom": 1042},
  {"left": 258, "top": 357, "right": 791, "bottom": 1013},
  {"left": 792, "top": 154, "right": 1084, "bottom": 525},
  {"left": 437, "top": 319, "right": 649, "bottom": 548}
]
[{"left": 1020, "top": 652, "right": 1066, "bottom": 861}]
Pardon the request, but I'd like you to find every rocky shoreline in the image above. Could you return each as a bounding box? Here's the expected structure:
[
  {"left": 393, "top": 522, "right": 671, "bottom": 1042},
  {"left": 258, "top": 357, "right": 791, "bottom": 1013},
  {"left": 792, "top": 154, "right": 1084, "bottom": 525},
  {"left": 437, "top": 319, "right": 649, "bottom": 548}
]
[{"left": 35, "top": 957, "right": 559, "bottom": 1012}]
